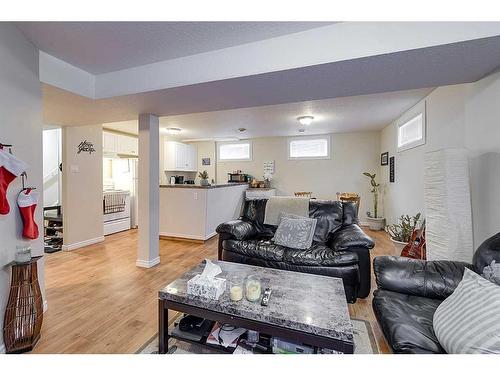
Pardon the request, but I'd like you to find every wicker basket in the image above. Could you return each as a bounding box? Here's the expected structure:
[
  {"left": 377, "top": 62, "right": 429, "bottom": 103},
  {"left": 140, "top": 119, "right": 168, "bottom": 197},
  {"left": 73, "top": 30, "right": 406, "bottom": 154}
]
[{"left": 3, "top": 257, "right": 43, "bottom": 353}]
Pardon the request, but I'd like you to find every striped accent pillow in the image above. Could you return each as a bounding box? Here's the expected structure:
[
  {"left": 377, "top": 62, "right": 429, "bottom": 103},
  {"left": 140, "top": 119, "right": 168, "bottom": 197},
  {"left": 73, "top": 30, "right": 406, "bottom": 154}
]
[{"left": 433, "top": 268, "right": 500, "bottom": 353}]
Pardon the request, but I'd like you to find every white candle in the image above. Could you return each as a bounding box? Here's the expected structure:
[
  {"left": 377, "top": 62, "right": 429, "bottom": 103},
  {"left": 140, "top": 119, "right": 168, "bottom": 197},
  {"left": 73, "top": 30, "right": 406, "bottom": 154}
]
[
  {"left": 245, "top": 280, "right": 261, "bottom": 302},
  {"left": 230, "top": 285, "right": 243, "bottom": 301}
]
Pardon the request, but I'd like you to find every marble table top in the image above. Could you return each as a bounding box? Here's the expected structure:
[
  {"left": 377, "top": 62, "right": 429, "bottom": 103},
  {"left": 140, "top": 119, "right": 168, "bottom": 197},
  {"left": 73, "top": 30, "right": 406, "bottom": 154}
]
[{"left": 159, "top": 260, "right": 353, "bottom": 344}]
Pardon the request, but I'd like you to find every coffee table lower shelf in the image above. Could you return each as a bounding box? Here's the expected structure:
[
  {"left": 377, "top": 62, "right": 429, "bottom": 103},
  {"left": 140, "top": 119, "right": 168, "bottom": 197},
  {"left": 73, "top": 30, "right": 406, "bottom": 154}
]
[{"left": 159, "top": 299, "right": 354, "bottom": 354}]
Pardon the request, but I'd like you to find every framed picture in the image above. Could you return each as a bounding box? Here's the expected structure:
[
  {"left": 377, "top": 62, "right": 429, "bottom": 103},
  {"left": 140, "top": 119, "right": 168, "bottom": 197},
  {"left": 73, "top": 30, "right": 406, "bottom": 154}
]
[
  {"left": 389, "top": 156, "right": 395, "bottom": 182},
  {"left": 202, "top": 158, "right": 211, "bottom": 166},
  {"left": 381, "top": 152, "right": 389, "bottom": 166}
]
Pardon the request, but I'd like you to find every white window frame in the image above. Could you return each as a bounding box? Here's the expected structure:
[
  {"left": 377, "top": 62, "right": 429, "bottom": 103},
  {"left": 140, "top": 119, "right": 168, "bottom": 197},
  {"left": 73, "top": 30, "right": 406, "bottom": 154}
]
[
  {"left": 396, "top": 101, "right": 426, "bottom": 152},
  {"left": 287, "top": 135, "right": 331, "bottom": 160},
  {"left": 217, "top": 140, "right": 253, "bottom": 162}
]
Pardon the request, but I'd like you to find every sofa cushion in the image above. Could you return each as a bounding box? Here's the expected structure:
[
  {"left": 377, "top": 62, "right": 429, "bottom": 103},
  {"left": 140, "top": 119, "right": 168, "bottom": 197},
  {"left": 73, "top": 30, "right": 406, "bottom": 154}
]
[
  {"left": 283, "top": 244, "right": 358, "bottom": 267},
  {"left": 222, "top": 239, "right": 285, "bottom": 262},
  {"left": 240, "top": 199, "right": 275, "bottom": 237},
  {"left": 372, "top": 289, "right": 445, "bottom": 354},
  {"left": 223, "top": 239, "right": 357, "bottom": 267},
  {"left": 309, "top": 200, "right": 343, "bottom": 243}
]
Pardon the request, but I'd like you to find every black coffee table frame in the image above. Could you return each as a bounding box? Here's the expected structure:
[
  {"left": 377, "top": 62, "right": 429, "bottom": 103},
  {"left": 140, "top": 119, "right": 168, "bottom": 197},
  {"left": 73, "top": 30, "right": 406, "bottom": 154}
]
[{"left": 159, "top": 298, "right": 354, "bottom": 354}]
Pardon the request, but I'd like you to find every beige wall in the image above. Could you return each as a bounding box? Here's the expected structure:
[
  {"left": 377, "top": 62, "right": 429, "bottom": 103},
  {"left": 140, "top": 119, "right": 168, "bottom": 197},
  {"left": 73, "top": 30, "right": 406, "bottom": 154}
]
[
  {"left": 62, "top": 124, "right": 104, "bottom": 248},
  {"left": 381, "top": 70, "right": 500, "bottom": 248},
  {"left": 0, "top": 24, "right": 44, "bottom": 352},
  {"left": 192, "top": 141, "right": 216, "bottom": 184},
  {"left": 217, "top": 132, "right": 381, "bottom": 220}
]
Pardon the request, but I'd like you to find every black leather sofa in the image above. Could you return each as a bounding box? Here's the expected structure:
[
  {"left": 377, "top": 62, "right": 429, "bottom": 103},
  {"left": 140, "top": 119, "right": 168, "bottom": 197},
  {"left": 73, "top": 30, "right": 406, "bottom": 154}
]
[
  {"left": 216, "top": 198, "right": 375, "bottom": 303},
  {"left": 372, "top": 232, "right": 500, "bottom": 353}
]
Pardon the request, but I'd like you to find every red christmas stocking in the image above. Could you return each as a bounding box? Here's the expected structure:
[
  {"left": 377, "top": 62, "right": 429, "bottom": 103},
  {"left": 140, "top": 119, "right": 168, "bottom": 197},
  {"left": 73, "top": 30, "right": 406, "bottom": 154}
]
[
  {"left": 0, "top": 148, "right": 28, "bottom": 215},
  {"left": 18, "top": 188, "right": 39, "bottom": 240}
]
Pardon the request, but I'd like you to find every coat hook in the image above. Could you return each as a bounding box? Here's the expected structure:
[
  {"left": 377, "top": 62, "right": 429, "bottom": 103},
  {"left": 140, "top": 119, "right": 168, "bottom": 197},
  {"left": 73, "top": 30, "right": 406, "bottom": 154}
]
[
  {"left": 20, "top": 172, "right": 36, "bottom": 192},
  {"left": 0, "top": 143, "right": 13, "bottom": 153}
]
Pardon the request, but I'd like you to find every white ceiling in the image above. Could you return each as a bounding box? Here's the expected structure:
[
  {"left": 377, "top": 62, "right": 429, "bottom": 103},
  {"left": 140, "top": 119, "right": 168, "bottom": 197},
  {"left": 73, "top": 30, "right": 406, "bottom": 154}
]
[
  {"left": 44, "top": 35, "right": 500, "bottom": 128},
  {"left": 17, "top": 22, "right": 332, "bottom": 74},
  {"left": 102, "top": 87, "right": 433, "bottom": 139}
]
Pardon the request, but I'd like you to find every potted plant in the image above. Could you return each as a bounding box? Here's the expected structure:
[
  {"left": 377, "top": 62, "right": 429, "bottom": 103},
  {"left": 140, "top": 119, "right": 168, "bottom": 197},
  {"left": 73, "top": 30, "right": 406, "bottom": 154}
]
[
  {"left": 198, "top": 170, "right": 210, "bottom": 186},
  {"left": 263, "top": 171, "right": 273, "bottom": 188},
  {"left": 363, "top": 172, "right": 385, "bottom": 230},
  {"left": 386, "top": 213, "right": 422, "bottom": 253}
]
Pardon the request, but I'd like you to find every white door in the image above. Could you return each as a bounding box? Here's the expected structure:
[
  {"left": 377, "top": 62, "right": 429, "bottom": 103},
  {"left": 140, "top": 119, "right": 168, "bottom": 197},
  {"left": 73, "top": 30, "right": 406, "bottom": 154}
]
[
  {"left": 175, "top": 142, "right": 187, "bottom": 170},
  {"left": 43, "top": 128, "right": 62, "bottom": 206},
  {"left": 187, "top": 144, "right": 197, "bottom": 172},
  {"left": 103, "top": 132, "right": 116, "bottom": 153}
]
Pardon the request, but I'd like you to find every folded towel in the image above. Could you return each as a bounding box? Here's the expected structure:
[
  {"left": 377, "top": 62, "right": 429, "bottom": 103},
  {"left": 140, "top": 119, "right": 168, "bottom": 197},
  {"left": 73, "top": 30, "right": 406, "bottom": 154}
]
[{"left": 263, "top": 196, "right": 309, "bottom": 226}]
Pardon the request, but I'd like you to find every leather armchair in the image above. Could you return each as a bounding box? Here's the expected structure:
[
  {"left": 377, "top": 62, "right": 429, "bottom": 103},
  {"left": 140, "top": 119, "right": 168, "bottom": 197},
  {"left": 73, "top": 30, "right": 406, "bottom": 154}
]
[
  {"left": 217, "top": 199, "right": 375, "bottom": 303},
  {"left": 374, "top": 256, "right": 472, "bottom": 300},
  {"left": 372, "top": 232, "right": 500, "bottom": 354}
]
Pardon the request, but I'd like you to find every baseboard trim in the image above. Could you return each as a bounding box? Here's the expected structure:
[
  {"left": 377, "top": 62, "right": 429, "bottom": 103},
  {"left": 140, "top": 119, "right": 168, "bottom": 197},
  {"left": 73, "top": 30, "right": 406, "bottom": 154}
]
[
  {"left": 136, "top": 257, "right": 160, "bottom": 268},
  {"left": 160, "top": 236, "right": 205, "bottom": 244},
  {"left": 62, "top": 236, "right": 105, "bottom": 251},
  {"left": 159, "top": 232, "right": 217, "bottom": 241}
]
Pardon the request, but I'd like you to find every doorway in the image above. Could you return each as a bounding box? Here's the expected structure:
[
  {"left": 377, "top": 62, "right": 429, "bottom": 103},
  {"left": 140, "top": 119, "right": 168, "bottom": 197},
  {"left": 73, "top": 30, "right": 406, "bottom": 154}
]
[{"left": 42, "top": 128, "right": 63, "bottom": 253}]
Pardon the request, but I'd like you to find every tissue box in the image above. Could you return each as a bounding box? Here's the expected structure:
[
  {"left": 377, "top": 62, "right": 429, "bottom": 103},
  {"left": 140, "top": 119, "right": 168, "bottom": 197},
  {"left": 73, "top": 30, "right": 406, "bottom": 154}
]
[{"left": 187, "top": 275, "right": 227, "bottom": 300}]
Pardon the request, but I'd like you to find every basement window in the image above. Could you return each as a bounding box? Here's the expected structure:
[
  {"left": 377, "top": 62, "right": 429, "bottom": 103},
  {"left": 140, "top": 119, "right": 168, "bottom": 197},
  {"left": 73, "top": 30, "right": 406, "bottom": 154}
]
[
  {"left": 218, "top": 141, "right": 252, "bottom": 161},
  {"left": 397, "top": 102, "right": 426, "bottom": 152},
  {"left": 288, "top": 136, "right": 331, "bottom": 160}
]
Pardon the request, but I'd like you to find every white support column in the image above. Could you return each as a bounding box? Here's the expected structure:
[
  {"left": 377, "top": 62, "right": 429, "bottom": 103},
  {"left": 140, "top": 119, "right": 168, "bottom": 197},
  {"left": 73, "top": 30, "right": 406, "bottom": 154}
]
[{"left": 136, "top": 113, "right": 160, "bottom": 268}]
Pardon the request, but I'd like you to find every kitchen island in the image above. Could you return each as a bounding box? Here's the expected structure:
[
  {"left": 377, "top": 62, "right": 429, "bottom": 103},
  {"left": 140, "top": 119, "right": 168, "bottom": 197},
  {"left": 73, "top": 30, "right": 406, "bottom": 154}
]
[{"left": 159, "top": 183, "right": 248, "bottom": 242}]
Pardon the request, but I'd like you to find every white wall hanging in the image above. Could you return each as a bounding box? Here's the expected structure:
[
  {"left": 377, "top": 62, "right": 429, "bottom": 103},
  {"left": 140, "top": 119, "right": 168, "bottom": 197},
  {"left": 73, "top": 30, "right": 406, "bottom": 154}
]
[{"left": 424, "top": 148, "right": 474, "bottom": 262}]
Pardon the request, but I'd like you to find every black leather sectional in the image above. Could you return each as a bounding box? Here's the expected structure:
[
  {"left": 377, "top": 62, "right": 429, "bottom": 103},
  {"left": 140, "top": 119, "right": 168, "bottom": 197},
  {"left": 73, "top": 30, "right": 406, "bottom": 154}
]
[
  {"left": 372, "top": 232, "right": 500, "bottom": 353},
  {"left": 216, "top": 199, "right": 375, "bottom": 303}
]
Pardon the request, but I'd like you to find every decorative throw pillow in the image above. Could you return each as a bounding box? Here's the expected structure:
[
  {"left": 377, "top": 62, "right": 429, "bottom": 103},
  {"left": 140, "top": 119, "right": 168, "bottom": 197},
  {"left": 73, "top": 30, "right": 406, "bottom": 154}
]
[
  {"left": 433, "top": 268, "right": 500, "bottom": 354},
  {"left": 273, "top": 215, "right": 317, "bottom": 250}
]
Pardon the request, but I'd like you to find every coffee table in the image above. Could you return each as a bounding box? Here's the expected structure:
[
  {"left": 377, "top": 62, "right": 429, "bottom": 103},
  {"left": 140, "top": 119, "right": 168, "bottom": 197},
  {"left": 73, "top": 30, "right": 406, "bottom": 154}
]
[{"left": 158, "top": 260, "right": 354, "bottom": 354}]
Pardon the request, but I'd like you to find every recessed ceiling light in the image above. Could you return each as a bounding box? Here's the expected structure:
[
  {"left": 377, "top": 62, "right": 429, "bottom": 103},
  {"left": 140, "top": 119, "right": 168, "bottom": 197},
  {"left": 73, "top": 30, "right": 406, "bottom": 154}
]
[
  {"left": 297, "top": 116, "right": 314, "bottom": 126},
  {"left": 164, "top": 127, "right": 181, "bottom": 134},
  {"left": 298, "top": 128, "right": 306, "bottom": 133},
  {"left": 237, "top": 128, "right": 247, "bottom": 133}
]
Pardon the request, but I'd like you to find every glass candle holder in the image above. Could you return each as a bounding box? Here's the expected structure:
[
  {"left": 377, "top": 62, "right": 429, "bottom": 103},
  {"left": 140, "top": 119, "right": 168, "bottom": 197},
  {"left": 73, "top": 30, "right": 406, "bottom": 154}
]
[
  {"left": 229, "top": 276, "right": 244, "bottom": 302},
  {"left": 245, "top": 275, "right": 262, "bottom": 302},
  {"left": 15, "top": 245, "right": 31, "bottom": 263}
]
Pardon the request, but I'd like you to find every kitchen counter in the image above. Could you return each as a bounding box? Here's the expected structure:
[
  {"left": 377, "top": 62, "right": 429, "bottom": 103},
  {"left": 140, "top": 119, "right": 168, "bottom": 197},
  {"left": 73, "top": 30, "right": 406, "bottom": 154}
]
[
  {"left": 160, "top": 182, "right": 248, "bottom": 189},
  {"left": 159, "top": 183, "right": 248, "bottom": 241}
]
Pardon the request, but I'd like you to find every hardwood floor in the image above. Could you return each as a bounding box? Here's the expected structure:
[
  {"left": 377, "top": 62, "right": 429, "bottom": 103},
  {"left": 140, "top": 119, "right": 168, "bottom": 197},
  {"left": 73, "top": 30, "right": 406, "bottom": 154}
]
[{"left": 32, "top": 228, "right": 394, "bottom": 354}]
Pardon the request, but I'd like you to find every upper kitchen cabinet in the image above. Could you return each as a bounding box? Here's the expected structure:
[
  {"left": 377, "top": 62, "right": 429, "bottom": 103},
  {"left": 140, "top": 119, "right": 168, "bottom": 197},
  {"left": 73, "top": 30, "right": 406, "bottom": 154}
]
[
  {"left": 164, "top": 141, "right": 197, "bottom": 172},
  {"left": 103, "top": 131, "right": 138, "bottom": 156}
]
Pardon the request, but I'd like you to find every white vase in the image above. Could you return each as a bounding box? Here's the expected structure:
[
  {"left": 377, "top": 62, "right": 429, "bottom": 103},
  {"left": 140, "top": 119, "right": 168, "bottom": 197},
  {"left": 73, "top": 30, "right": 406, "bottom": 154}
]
[
  {"left": 366, "top": 217, "right": 385, "bottom": 231},
  {"left": 390, "top": 238, "right": 407, "bottom": 255}
]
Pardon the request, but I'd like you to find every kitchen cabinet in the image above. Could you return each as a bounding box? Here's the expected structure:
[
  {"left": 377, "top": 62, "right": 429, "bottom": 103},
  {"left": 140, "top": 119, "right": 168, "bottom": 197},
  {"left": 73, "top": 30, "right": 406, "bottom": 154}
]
[
  {"left": 164, "top": 141, "right": 197, "bottom": 172},
  {"left": 103, "top": 131, "right": 138, "bottom": 156},
  {"left": 118, "top": 136, "right": 138, "bottom": 156}
]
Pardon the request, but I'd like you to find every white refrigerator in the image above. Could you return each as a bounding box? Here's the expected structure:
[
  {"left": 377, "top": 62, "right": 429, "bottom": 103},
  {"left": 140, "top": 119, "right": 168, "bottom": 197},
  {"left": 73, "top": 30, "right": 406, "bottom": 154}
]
[
  {"left": 130, "top": 159, "right": 139, "bottom": 228},
  {"left": 109, "top": 158, "right": 139, "bottom": 229}
]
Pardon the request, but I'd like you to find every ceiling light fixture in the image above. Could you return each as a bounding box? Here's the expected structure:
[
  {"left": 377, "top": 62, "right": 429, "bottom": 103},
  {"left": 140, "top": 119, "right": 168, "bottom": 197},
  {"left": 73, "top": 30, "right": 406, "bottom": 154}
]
[
  {"left": 297, "top": 116, "right": 314, "bottom": 126},
  {"left": 164, "top": 127, "right": 181, "bottom": 134}
]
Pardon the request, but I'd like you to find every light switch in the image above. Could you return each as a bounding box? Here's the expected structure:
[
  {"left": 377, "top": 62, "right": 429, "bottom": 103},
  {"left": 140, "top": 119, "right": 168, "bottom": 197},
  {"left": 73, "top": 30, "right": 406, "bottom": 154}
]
[
  {"left": 193, "top": 192, "right": 198, "bottom": 200},
  {"left": 70, "top": 165, "right": 79, "bottom": 173}
]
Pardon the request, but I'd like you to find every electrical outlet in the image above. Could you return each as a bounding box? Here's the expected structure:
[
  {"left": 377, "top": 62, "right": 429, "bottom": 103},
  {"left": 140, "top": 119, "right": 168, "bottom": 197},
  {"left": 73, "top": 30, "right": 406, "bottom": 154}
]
[
  {"left": 70, "top": 165, "right": 79, "bottom": 173},
  {"left": 193, "top": 192, "right": 198, "bottom": 200}
]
